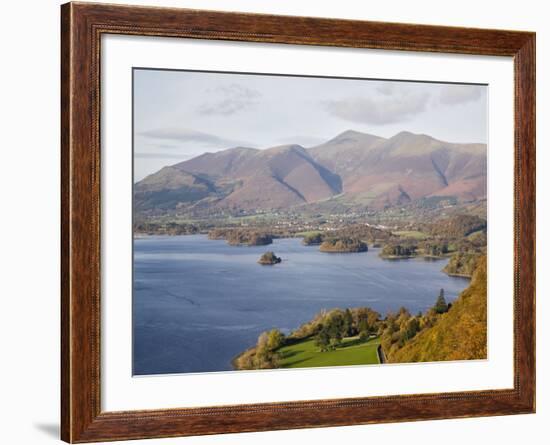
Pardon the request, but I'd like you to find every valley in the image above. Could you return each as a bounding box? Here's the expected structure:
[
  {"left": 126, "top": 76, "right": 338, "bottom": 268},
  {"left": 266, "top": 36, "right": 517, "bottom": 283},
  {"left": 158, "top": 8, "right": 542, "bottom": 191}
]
[{"left": 133, "top": 129, "right": 488, "bottom": 373}]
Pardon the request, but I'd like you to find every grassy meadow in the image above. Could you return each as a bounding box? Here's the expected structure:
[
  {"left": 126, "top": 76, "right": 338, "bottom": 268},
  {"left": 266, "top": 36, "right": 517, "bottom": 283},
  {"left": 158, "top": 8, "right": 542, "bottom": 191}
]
[
  {"left": 392, "top": 230, "right": 429, "bottom": 240},
  {"left": 277, "top": 336, "right": 381, "bottom": 369}
]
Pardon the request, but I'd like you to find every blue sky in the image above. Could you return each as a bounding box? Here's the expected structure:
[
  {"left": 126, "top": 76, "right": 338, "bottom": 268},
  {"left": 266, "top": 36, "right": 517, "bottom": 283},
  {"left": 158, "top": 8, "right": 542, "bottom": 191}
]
[{"left": 134, "top": 69, "right": 487, "bottom": 180}]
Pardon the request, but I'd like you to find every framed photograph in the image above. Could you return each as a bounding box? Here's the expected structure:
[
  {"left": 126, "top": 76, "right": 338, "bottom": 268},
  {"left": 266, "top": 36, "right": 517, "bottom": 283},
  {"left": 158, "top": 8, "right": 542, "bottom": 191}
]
[{"left": 61, "top": 2, "right": 535, "bottom": 442}]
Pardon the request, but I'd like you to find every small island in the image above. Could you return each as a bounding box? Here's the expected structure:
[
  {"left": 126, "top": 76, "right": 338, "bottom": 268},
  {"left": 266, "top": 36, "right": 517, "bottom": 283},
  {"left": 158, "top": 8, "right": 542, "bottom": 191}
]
[
  {"left": 208, "top": 228, "right": 274, "bottom": 246},
  {"left": 301, "top": 232, "right": 325, "bottom": 246},
  {"left": 379, "top": 242, "right": 418, "bottom": 259},
  {"left": 319, "top": 237, "right": 368, "bottom": 253},
  {"left": 258, "top": 251, "right": 282, "bottom": 265}
]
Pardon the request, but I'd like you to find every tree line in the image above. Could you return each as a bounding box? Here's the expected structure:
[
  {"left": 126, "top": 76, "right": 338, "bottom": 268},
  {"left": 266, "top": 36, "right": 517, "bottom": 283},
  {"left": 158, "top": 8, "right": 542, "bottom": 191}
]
[{"left": 233, "top": 290, "right": 453, "bottom": 370}]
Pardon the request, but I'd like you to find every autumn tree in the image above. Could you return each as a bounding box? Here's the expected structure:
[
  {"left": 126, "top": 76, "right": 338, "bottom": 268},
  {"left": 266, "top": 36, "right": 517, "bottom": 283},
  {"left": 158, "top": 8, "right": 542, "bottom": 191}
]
[
  {"left": 253, "top": 329, "right": 284, "bottom": 369},
  {"left": 267, "top": 329, "right": 285, "bottom": 350}
]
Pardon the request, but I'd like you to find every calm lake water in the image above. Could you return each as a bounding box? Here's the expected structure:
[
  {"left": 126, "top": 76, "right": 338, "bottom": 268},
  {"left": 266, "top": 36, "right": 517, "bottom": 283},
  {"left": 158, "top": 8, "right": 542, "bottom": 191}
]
[{"left": 133, "top": 235, "right": 469, "bottom": 375}]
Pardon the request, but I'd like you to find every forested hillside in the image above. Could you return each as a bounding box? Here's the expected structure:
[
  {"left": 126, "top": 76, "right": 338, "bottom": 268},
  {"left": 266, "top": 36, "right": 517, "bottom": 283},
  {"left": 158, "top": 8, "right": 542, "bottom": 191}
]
[{"left": 388, "top": 255, "right": 487, "bottom": 363}]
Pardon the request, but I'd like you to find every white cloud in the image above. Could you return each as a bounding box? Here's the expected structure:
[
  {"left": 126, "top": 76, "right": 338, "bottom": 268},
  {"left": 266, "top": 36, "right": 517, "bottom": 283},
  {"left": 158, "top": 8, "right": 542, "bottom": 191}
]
[
  {"left": 198, "top": 83, "right": 261, "bottom": 115},
  {"left": 138, "top": 127, "right": 250, "bottom": 148},
  {"left": 376, "top": 83, "right": 396, "bottom": 96},
  {"left": 323, "top": 90, "right": 430, "bottom": 125},
  {"left": 440, "top": 85, "right": 483, "bottom": 105}
]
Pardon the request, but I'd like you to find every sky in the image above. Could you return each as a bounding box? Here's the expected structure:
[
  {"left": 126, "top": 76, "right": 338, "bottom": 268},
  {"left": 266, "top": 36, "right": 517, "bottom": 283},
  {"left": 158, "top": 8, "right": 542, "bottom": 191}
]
[{"left": 134, "top": 68, "right": 487, "bottom": 181}]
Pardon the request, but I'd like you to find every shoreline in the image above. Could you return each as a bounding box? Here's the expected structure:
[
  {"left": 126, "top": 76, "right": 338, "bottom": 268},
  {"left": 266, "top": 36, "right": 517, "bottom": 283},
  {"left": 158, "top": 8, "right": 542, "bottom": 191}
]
[
  {"left": 134, "top": 235, "right": 473, "bottom": 373},
  {"left": 444, "top": 271, "right": 473, "bottom": 278},
  {"left": 379, "top": 254, "right": 417, "bottom": 260},
  {"left": 379, "top": 253, "right": 456, "bottom": 261}
]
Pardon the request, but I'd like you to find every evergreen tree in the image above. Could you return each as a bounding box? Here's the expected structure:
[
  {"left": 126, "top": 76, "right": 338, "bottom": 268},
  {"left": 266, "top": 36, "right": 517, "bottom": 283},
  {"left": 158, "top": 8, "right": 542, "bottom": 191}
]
[
  {"left": 434, "top": 288, "right": 448, "bottom": 314},
  {"left": 403, "top": 317, "right": 420, "bottom": 340},
  {"left": 343, "top": 309, "right": 353, "bottom": 336},
  {"left": 315, "top": 326, "right": 331, "bottom": 352},
  {"left": 327, "top": 313, "right": 344, "bottom": 343}
]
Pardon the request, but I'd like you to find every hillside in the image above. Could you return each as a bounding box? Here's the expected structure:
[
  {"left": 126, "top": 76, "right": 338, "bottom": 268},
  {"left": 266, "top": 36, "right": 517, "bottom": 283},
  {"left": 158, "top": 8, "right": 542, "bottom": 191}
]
[
  {"left": 309, "top": 130, "right": 486, "bottom": 209},
  {"left": 218, "top": 144, "right": 342, "bottom": 210},
  {"left": 134, "top": 130, "right": 487, "bottom": 215},
  {"left": 133, "top": 166, "right": 217, "bottom": 212},
  {"left": 307, "top": 130, "right": 386, "bottom": 175},
  {"left": 388, "top": 255, "right": 487, "bottom": 363},
  {"left": 443, "top": 252, "right": 483, "bottom": 277}
]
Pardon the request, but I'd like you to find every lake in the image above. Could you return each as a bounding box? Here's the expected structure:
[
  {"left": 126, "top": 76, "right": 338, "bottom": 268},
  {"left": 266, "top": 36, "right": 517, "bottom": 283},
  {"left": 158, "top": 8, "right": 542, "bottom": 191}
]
[{"left": 133, "top": 235, "right": 469, "bottom": 375}]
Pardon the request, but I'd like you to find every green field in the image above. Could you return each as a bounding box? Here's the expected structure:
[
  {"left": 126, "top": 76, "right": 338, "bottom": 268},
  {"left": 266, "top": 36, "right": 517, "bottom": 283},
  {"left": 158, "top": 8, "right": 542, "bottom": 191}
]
[
  {"left": 295, "top": 230, "right": 323, "bottom": 237},
  {"left": 393, "top": 230, "right": 428, "bottom": 239},
  {"left": 277, "top": 336, "right": 381, "bottom": 368}
]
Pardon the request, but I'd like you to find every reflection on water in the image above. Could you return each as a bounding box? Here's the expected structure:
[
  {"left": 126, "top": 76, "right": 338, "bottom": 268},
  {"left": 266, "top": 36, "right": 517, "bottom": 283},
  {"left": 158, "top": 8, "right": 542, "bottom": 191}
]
[{"left": 133, "top": 235, "right": 469, "bottom": 375}]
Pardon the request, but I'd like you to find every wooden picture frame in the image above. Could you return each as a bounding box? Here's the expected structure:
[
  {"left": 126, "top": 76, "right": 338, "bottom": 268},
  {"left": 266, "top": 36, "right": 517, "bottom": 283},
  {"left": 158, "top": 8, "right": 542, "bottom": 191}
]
[{"left": 61, "top": 2, "right": 535, "bottom": 442}]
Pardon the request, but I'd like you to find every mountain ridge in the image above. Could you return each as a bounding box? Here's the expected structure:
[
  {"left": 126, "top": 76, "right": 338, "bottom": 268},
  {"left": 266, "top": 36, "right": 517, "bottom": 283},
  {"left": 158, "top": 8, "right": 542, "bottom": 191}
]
[{"left": 134, "top": 130, "right": 487, "bottom": 215}]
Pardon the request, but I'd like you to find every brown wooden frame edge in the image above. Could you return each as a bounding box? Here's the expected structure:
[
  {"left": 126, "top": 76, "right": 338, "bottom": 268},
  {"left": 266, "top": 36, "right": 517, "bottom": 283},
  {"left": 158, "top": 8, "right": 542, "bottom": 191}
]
[{"left": 61, "top": 2, "right": 536, "bottom": 442}]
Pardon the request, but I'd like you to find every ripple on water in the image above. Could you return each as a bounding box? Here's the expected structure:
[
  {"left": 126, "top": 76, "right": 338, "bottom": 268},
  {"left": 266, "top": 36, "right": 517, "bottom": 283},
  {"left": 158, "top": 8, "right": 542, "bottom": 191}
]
[{"left": 133, "top": 235, "right": 469, "bottom": 375}]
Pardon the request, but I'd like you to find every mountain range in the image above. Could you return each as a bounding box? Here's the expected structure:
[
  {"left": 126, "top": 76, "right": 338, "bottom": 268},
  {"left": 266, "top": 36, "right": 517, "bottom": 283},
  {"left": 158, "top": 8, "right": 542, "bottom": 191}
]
[{"left": 134, "top": 130, "right": 487, "bottom": 215}]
